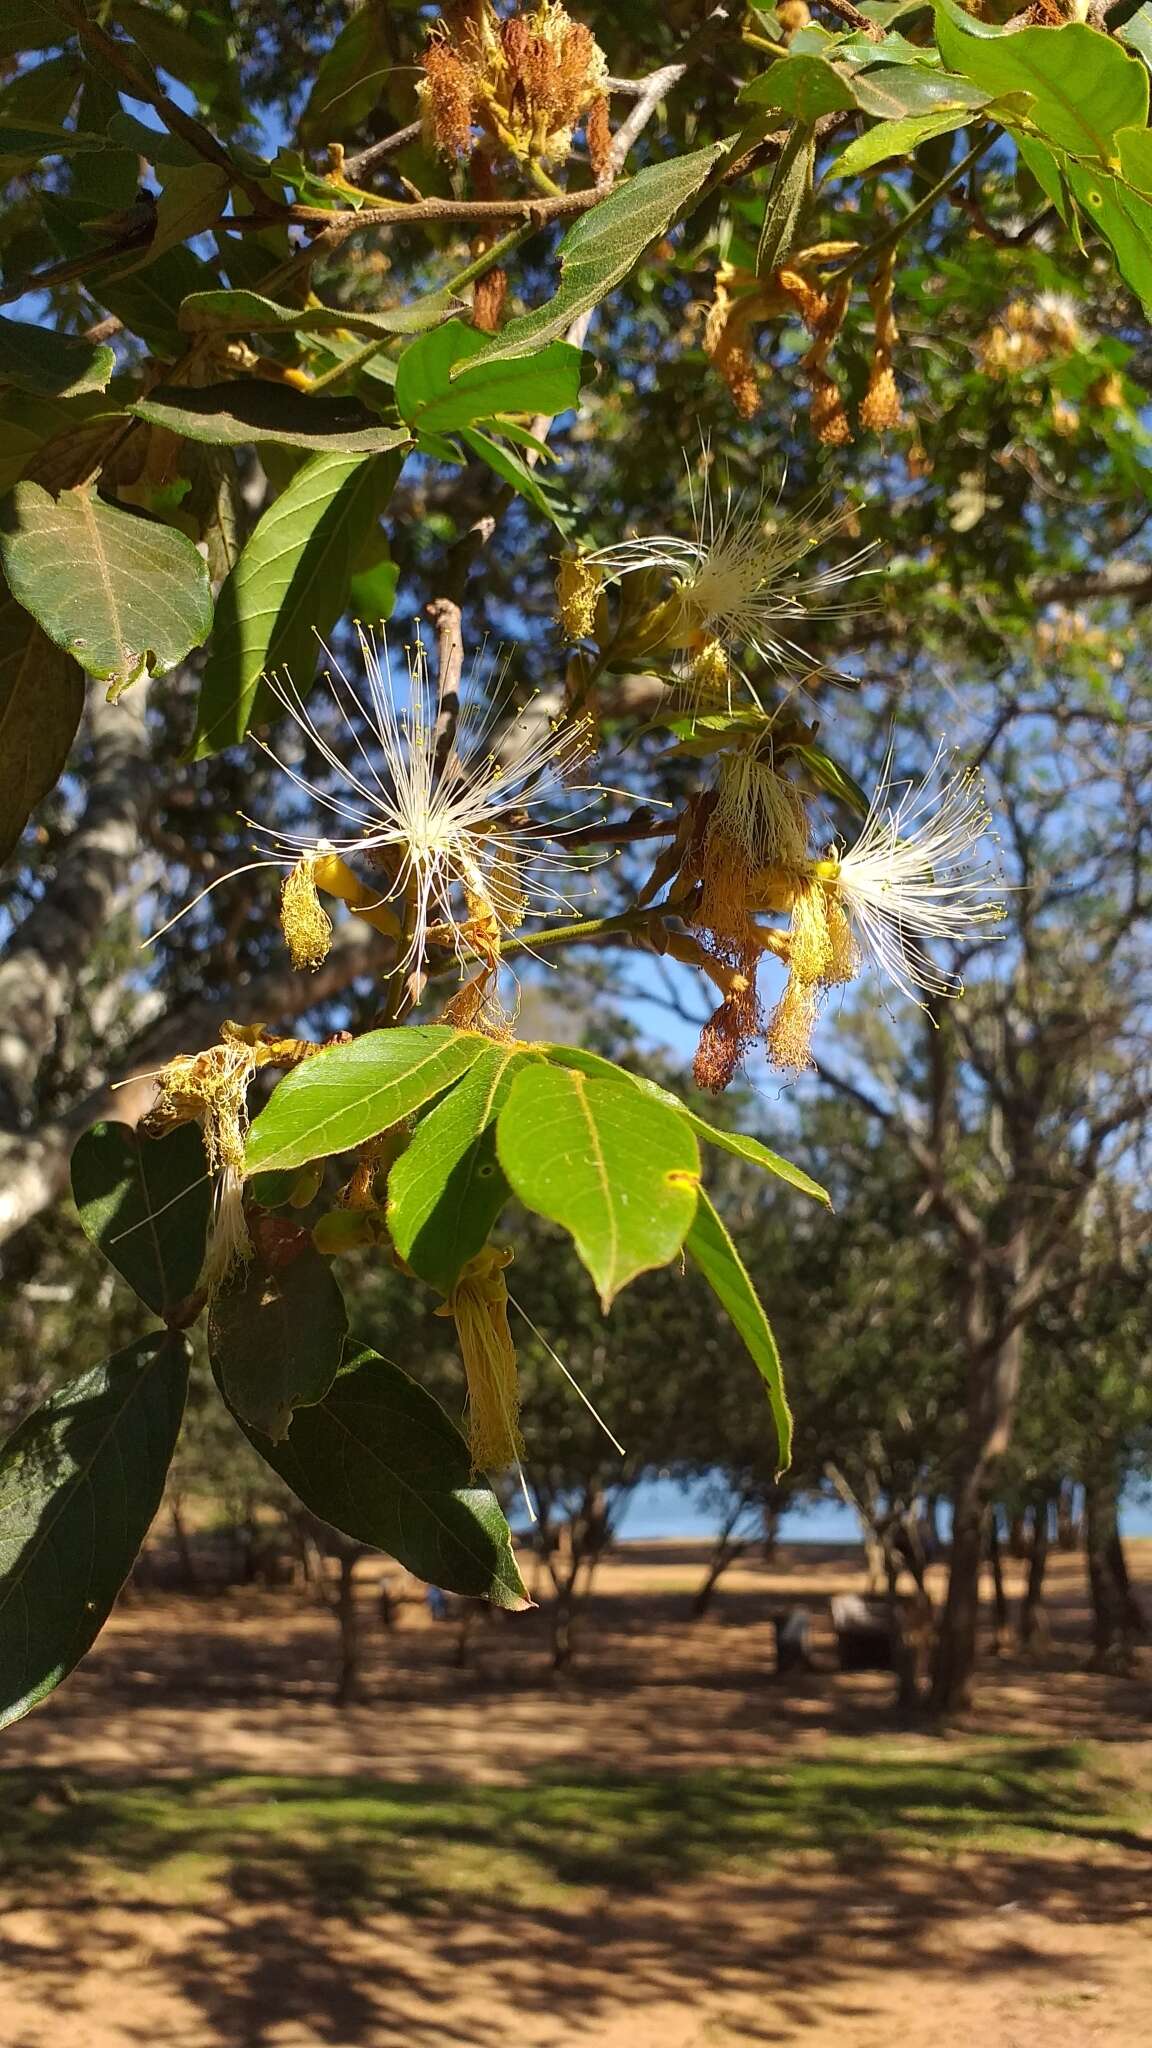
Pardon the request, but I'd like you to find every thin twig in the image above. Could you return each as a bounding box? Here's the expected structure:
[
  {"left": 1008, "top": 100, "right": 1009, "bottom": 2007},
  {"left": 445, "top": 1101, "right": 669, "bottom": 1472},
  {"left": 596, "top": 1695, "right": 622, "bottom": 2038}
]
[
  {"left": 343, "top": 120, "right": 424, "bottom": 182},
  {"left": 815, "top": 0, "right": 884, "bottom": 39},
  {"left": 427, "top": 598, "right": 465, "bottom": 771},
  {"left": 604, "top": 5, "right": 733, "bottom": 180}
]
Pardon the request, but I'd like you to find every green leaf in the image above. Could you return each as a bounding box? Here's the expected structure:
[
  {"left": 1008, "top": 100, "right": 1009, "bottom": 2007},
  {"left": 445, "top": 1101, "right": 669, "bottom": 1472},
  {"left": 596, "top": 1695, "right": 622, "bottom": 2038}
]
[
  {"left": 234, "top": 1343, "right": 530, "bottom": 1609},
  {"left": 1117, "top": 124, "right": 1152, "bottom": 193},
  {"left": 0, "top": 1333, "right": 189, "bottom": 1731},
  {"left": 496, "top": 1063, "right": 700, "bottom": 1309},
  {"left": 850, "top": 64, "right": 988, "bottom": 119},
  {"left": 0, "top": 315, "right": 114, "bottom": 400},
  {"left": 0, "top": 0, "right": 70, "bottom": 63},
  {"left": 541, "top": 1043, "right": 829, "bottom": 1206},
  {"left": 1119, "top": 4, "right": 1152, "bottom": 73},
  {"left": 388, "top": 1045, "right": 539, "bottom": 1292},
  {"left": 192, "top": 446, "right": 402, "bottom": 754},
  {"left": 464, "top": 143, "right": 728, "bottom": 368},
  {"left": 0, "top": 119, "right": 107, "bottom": 171},
  {"left": 757, "top": 122, "right": 815, "bottom": 276},
  {"left": 741, "top": 56, "right": 858, "bottom": 119},
  {"left": 685, "top": 1189, "right": 792, "bottom": 1474},
  {"left": 0, "top": 586, "right": 84, "bottom": 862},
  {"left": 209, "top": 1242, "right": 348, "bottom": 1441},
  {"left": 0, "top": 484, "right": 213, "bottom": 694},
  {"left": 934, "top": 16, "right": 1148, "bottom": 161},
  {"left": 1065, "top": 160, "right": 1152, "bottom": 310},
  {"left": 833, "top": 106, "right": 972, "bottom": 177},
  {"left": 245, "top": 1026, "right": 491, "bottom": 1178},
  {"left": 132, "top": 383, "right": 411, "bottom": 455},
  {"left": 298, "top": 1, "right": 392, "bottom": 144},
  {"left": 88, "top": 246, "right": 220, "bottom": 360},
  {"left": 457, "top": 426, "right": 576, "bottom": 534},
  {"left": 146, "top": 160, "right": 230, "bottom": 263},
  {"left": 348, "top": 522, "right": 400, "bottom": 619},
  {"left": 396, "top": 320, "right": 584, "bottom": 434},
  {"left": 70, "top": 1121, "right": 211, "bottom": 1317},
  {"left": 112, "top": 0, "right": 243, "bottom": 120},
  {"left": 178, "top": 286, "right": 457, "bottom": 341},
  {"left": 791, "top": 741, "right": 870, "bottom": 817}
]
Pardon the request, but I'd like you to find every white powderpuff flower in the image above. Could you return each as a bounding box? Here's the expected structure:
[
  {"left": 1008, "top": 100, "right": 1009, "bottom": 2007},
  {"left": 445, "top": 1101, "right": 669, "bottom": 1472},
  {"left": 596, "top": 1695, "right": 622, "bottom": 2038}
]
[
  {"left": 826, "top": 745, "right": 1005, "bottom": 1005},
  {"left": 149, "top": 626, "right": 600, "bottom": 986},
  {"left": 588, "top": 465, "right": 873, "bottom": 677}
]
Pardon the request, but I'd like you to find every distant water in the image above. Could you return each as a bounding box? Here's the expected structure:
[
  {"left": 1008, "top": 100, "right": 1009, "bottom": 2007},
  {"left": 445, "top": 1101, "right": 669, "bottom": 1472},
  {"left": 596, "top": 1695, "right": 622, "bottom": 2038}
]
[{"left": 611, "top": 1475, "right": 1152, "bottom": 1544}]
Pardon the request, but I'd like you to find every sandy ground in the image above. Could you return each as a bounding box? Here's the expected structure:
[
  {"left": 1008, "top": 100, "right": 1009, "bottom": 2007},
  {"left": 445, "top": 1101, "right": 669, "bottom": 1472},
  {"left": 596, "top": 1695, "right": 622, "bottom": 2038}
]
[{"left": 1, "top": 1541, "right": 1150, "bottom": 2048}]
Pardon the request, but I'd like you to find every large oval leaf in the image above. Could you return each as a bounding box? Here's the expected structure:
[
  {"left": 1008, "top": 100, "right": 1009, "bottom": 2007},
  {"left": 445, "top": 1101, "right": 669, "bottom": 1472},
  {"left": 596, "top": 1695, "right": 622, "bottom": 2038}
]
[
  {"left": 234, "top": 1343, "right": 530, "bottom": 1609},
  {"left": 685, "top": 1189, "right": 793, "bottom": 1475},
  {"left": 0, "top": 1333, "right": 189, "bottom": 1730},
  {"left": 132, "top": 384, "right": 412, "bottom": 456},
  {"left": 0, "top": 584, "right": 84, "bottom": 862},
  {"left": 208, "top": 1241, "right": 348, "bottom": 1442},
  {"left": 71, "top": 1120, "right": 211, "bottom": 1317},
  {"left": 934, "top": 15, "right": 1147, "bottom": 160},
  {"left": 0, "top": 483, "right": 213, "bottom": 693},
  {"left": 245, "top": 1026, "right": 490, "bottom": 1178},
  {"left": 192, "top": 446, "right": 403, "bottom": 756},
  {"left": 496, "top": 1064, "right": 700, "bottom": 1309},
  {"left": 388, "top": 1045, "right": 539, "bottom": 1292}
]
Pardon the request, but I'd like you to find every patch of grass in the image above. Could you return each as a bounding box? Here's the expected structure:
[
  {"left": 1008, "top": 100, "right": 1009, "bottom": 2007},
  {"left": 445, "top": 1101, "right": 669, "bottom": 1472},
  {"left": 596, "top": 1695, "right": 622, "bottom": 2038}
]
[{"left": 1, "top": 1739, "right": 1147, "bottom": 1918}]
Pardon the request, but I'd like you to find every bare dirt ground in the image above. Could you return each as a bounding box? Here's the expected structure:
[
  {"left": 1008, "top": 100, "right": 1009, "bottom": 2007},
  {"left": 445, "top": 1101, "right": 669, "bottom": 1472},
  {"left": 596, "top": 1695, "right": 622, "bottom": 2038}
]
[{"left": 1, "top": 1540, "right": 1150, "bottom": 2048}]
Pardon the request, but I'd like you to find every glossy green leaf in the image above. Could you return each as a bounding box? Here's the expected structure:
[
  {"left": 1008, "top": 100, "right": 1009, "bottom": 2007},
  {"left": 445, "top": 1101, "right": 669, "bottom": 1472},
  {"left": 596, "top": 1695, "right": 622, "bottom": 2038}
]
[
  {"left": 0, "top": 484, "right": 213, "bottom": 694},
  {"left": 496, "top": 1063, "right": 700, "bottom": 1309},
  {"left": 934, "top": 16, "right": 1147, "bottom": 160},
  {"left": 465, "top": 143, "right": 727, "bottom": 368},
  {"left": 209, "top": 1242, "right": 348, "bottom": 1441},
  {"left": 0, "top": 586, "right": 84, "bottom": 861},
  {"left": 178, "top": 286, "right": 457, "bottom": 341},
  {"left": 396, "top": 319, "right": 584, "bottom": 434},
  {"left": 0, "top": 1334, "right": 189, "bottom": 1730},
  {"left": 1065, "top": 161, "right": 1152, "bottom": 310},
  {"left": 0, "top": 316, "right": 114, "bottom": 399},
  {"left": 851, "top": 64, "right": 988, "bottom": 119},
  {"left": 541, "top": 1043, "right": 829, "bottom": 1206},
  {"left": 741, "top": 56, "right": 858, "bottom": 118},
  {"left": 192, "top": 447, "right": 402, "bottom": 754},
  {"left": 245, "top": 1026, "right": 490, "bottom": 1178},
  {"left": 388, "top": 1045, "right": 540, "bottom": 1292},
  {"left": 685, "top": 1189, "right": 793, "bottom": 1474},
  {"left": 132, "top": 383, "right": 411, "bottom": 455},
  {"left": 299, "top": 2, "right": 392, "bottom": 143},
  {"left": 71, "top": 1121, "right": 211, "bottom": 1316},
  {"left": 235, "top": 1343, "right": 530, "bottom": 1609}
]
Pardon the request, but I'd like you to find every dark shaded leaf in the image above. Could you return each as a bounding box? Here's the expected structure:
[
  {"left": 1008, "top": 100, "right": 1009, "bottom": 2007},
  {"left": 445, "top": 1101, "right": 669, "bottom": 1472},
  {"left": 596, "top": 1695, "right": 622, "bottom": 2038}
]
[
  {"left": 741, "top": 56, "right": 857, "bottom": 118},
  {"left": 234, "top": 1342, "right": 530, "bottom": 1608},
  {"left": 0, "top": 315, "right": 114, "bottom": 399},
  {"left": 209, "top": 1243, "right": 348, "bottom": 1441},
  {"left": 0, "top": 586, "right": 84, "bottom": 862},
  {"left": 0, "top": 1334, "right": 189, "bottom": 1730},
  {"left": 757, "top": 122, "right": 815, "bottom": 276},
  {"left": 299, "top": 3, "right": 392, "bottom": 144},
  {"left": 71, "top": 1121, "right": 211, "bottom": 1317}
]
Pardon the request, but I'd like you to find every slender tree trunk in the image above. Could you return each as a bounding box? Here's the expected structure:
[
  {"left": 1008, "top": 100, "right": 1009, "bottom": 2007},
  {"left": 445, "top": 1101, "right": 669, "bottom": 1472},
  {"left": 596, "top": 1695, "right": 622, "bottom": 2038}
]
[
  {"left": 168, "top": 1498, "right": 198, "bottom": 1592},
  {"left": 334, "top": 1552, "right": 363, "bottom": 1705},
  {"left": 932, "top": 1310, "right": 1026, "bottom": 1714},
  {"left": 1018, "top": 1498, "right": 1051, "bottom": 1649},
  {"left": 691, "top": 1506, "right": 749, "bottom": 1620},
  {"left": 1056, "top": 1479, "right": 1081, "bottom": 1551},
  {"left": 1085, "top": 1470, "right": 1140, "bottom": 1671},
  {"left": 987, "top": 1509, "right": 1009, "bottom": 1654}
]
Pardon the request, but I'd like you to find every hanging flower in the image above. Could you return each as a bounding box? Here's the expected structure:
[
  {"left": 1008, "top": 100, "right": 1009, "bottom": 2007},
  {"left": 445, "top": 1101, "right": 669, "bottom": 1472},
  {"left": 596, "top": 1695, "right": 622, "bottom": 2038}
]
[
  {"left": 587, "top": 464, "right": 872, "bottom": 687},
  {"left": 419, "top": 0, "right": 610, "bottom": 170},
  {"left": 151, "top": 627, "right": 600, "bottom": 994},
  {"left": 815, "top": 745, "right": 1004, "bottom": 1006}
]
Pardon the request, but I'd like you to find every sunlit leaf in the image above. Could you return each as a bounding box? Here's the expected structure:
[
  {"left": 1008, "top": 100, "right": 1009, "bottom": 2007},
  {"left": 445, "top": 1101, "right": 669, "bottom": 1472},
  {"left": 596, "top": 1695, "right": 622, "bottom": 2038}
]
[
  {"left": 685, "top": 1189, "right": 793, "bottom": 1474},
  {"left": 245, "top": 1027, "right": 491, "bottom": 1178},
  {"left": 389, "top": 1045, "right": 541, "bottom": 1292},
  {"left": 133, "top": 383, "right": 411, "bottom": 455}
]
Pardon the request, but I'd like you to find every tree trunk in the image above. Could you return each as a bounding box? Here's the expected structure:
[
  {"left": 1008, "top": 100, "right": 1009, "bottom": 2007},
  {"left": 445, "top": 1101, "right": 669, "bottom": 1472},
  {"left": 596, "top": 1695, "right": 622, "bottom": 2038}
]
[
  {"left": 1017, "top": 1498, "right": 1051, "bottom": 1649},
  {"left": 550, "top": 1576, "right": 577, "bottom": 1670},
  {"left": 334, "top": 1552, "right": 363, "bottom": 1705},
  {"left": 168, "top": 1499, "right": 198, "bottom": 1592},
  {"left": 931, "top": 1310, "right": 1026, "bottom": 1714},
  {"left": 690, "top": 1511, "right": 748, "bottom": 1620},
  {"left": 1056, "top": 1479, "right": 1081, "bottom": 1551},
  {"left": 1085, "top": 1471, "right": 1140, "bottom": 1671},
  {"left": 987, "top": 1509, "right": 1009, "bottom": 1655}
]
